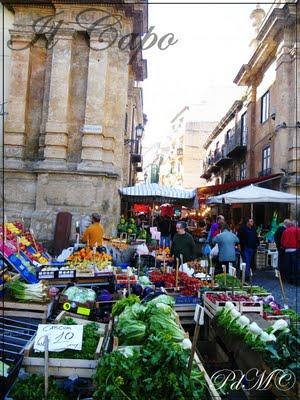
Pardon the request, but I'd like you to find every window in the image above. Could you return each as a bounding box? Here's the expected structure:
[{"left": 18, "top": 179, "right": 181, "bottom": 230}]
[
  {"left": 241, "top": 112, "right": 247, "bottom": 145},
  {"left": 262, "top": 146, "right": 271, "bottom": 172},
  {"left": 124, "top": 112, "right": 128, "bottom": 134},
  {"left": 261, "top": 91, "right": 270, "bottom": 123},
  {"left": 240, "top": 161, "right": 246, "bottom": 180}
]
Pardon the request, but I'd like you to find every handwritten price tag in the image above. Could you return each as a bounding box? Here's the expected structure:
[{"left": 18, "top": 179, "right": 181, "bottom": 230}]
[
  {"left": 194, "top": 304, "right": 204, "bottom": 325},
  {"left": 228, "top": 265, "right": 236, "bottom": 277},
  {"left": 34, "top": 324, "right": 83, "bottom": 352}
]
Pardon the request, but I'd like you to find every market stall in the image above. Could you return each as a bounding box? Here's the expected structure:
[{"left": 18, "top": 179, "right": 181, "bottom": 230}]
[{"left": 1, "top": 218, "right": 299, "bottom": 399}]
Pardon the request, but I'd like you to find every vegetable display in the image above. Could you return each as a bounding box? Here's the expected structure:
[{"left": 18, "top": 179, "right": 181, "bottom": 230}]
[
  {"left": 7, "top": 279, "right": 49, "bottom": 302},
  {"left": 216, "top": 303, "right": 298, "bottom": 372},
  {"left": 112, "top": 294, "right": 140, "bottom": 316},
  {"left": 10, "top": 374, "right": 70, "bottom": 400},
  {"left": 34, "top": 317, "right": 101, "bottom": 360},
  {"left": 149, "top": 271, "right": 206, "bottom": 295},
  {"left": 63, "top": 286, "right": 96, "bottom": 303},
  {"left": 93, "top": 335, "right": 208, "bottom": 400},
  {"left": 115, "top": 295, "right": 185, "bottom": 345}
]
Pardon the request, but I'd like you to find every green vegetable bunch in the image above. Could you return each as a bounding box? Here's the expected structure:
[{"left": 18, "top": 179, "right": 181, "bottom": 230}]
[
  {"left": 10, "top": 374, "right": 71, "bottom": 400},
  {"left": 215, "top": 274, "right": 241, "bottom": 289},
  {"left": 115, "top": 296, "right": 185, "bottom": 345},
  {"left": 112, "top": 295, "right": 140, "bottom": 317},
  {"left": 263, "top": 323, "right": 300, "bottom": 377},
  {"left": 7, "top": 279, "right": 49, "bottom": 302},
  {"left": 93, "top": 335, "right": 207, "bottom": 400}
]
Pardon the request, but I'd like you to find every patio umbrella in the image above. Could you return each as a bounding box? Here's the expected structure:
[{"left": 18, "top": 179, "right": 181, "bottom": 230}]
[{"left": 207, "top": 184, "right": 297, "bottom": 218}]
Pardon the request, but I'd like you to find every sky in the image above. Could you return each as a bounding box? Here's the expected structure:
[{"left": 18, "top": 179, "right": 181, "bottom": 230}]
[{"left": 142, "top": 1, "right": 272, "bottom": 148}]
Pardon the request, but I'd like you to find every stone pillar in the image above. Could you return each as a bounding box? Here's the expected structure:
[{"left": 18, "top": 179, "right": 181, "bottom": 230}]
[
  {"left": 104, "top": 47, "right": 130, "bottom": 175},
  {"left": 79, "top": 33, "right": 108, "bottom": 169},
  {"left": 42, "top": 30, "right": 74, "bottom": 164},
  {"left": 245, "top": 81, "right": 258, "bottom": 178},
  {"left": 4, "top": 31, "right": 33, "bottom": 163},
  {"left": 274, "top": 27, "right": 295, "bottom": 176}
]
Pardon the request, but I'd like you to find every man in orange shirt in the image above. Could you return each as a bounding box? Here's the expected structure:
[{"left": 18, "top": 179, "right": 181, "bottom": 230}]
[{"left": 82, "top": 213, "right": 104, "bottom": 247}]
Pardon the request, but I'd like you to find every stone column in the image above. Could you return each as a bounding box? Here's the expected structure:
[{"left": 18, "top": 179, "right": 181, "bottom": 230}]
[
  {"left": 245, "top": 81, "right": 258, "bottom": 178},
  {"left": 274, "top": 27, "right": 295, "bottom": 175},
  {"left": 78, "top": 33, "right": 108, "bottom": 169},
  {"left": 42, "top": 30, "right": 74, "bottom": 165},
  {"left": 4, "top": 31, "right": 34, "bottom": 164}
]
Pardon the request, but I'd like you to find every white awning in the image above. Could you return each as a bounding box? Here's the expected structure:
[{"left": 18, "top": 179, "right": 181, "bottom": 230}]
[
  {"left": 120, "top": 183, "right": 195, "bottom": 200},
  {"left": 207, "top": 184, "right": 297, "bottom": 204}
]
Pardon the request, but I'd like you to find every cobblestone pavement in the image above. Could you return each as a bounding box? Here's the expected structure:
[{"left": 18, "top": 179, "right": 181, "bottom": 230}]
[{"left": 252, "top": 269, "right": 299, "bottom": 312}]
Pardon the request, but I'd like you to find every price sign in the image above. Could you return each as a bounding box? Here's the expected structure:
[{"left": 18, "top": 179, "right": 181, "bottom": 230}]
[
  {"left": 194, "top": 304, "right": 204, "bottom": 325},
  {"left": 228, "top": 265, "right": 236, "bottom": 277},
  {"left": 34, "top": 324, "right": 83, "bottom": 352}
]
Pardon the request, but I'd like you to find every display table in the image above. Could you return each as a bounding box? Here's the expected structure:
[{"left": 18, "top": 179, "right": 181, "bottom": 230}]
[{"left": 209, "top": 315, "right": 299, "bottom": 400}]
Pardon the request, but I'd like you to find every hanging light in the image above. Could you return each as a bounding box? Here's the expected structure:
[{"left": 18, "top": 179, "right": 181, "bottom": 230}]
[{"left": 135, "top": 123, "right": 144, "bottom": 139}]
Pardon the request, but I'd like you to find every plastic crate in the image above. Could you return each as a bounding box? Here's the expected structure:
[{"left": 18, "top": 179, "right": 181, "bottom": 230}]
[
  {"left": 116, "top": 263, "right": 131, "bottom": 270},
  {"left": 175, "top": 295, "right": 201, "bottom": 305}
]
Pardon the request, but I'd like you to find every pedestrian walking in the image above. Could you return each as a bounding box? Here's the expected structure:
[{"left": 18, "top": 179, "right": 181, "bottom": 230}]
[
  {"left": 274, "top": 219, "right": 290, "bottom": 279},
  {"left": 170, "top": 221, "right": 196, "bottom": 263},
  {"left": 207, "top": 215, "right": 225, "bottom": 244},
  {"left": 158, "top": 216, "right": 171, "bottom": 248},
  {"left": 212, "top": 223, "right": 239, "bottom": 274},
  {"left": 281, "top": 221, "right": 300, "bottom": 285},
  {"left": 238, "top": 218, "right": 260, "bottom": 280}
]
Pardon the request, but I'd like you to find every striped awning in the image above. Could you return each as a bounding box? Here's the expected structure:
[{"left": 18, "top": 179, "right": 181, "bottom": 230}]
[{"left": 119, "top": 183, "right": 195, "bottom": 204}]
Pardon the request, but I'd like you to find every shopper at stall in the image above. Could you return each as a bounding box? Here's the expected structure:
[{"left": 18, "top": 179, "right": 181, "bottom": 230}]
[
  {"left": 238, "top": 218, "right": 260, "bottom": 280},
  {"left": 207, "top": 215, "right": 225, "bottom": 244},
  {"left": 281, "top": 221, "right": 300, "bottom": 285},
  {"left": 212, "top": 223, "right": 239, "bottom": 273},
  {"left": 274, "top": 219, "right": 290, "bottom": 279},
  {"left": 171, "top": 221, "right": 196, "bottom": 263},
  {"left": 158, "top": 216, "right": 172, "bottom": 248},
  {"left": 82, "top": 213, "right": 104, "bottom": 247}
]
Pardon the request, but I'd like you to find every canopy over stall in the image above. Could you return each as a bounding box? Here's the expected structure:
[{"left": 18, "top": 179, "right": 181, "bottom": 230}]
[
  {"left": 207, "top": 184, "right": 297, "bottom": 218},
  {"left": 207, "top": 184, "right": 297, "bottom": 204},
  {"left": 120, "top": 183, "right": 195, "bottom": 206}
]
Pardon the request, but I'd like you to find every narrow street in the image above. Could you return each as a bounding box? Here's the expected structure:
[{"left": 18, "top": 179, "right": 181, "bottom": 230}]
[{"left": 252, "top": 269, "right": 298, "bottom": 311}]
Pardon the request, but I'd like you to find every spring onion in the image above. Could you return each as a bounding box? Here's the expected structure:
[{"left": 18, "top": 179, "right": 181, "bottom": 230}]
[{"left": 7, "top": 279, "right": 49, "bottom": 302}]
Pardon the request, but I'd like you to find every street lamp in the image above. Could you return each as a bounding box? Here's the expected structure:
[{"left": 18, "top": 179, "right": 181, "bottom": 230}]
[
  {"left": 135, "top": 123, "right": 144, "bottom": 140},
  {"left": 124, "top": 123, "right": 144, "bottom": 145}
]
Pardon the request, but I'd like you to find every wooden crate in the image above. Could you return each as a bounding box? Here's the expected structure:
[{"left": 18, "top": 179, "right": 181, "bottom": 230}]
[
  {"left": 203, "top": 292, "right": 239, "bottom": 318},
  {"left": 0, "top": 300, "right": 53, "bottom": 322},
  {"left": 239, "top": 301, "right": 263, "bottom": 315},
  {"left": 54, "top": 310, "right": 108, "bottom": 335},
  {"left": 23, "top": 327, "right": 104, "bottom": 378}
]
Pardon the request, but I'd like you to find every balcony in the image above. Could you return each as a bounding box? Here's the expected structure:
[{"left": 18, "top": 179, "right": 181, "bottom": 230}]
[
  {"left": 214, "top": 144, "right": 232, "bottom": 167},
  {"left": 226, "top": 128, "right": 247, "bottom": 158},
  {"left": 200, "top": 155, "right": 220, "bottom": 179},
  {"left": 258, "top": 168, "right": 272, "bottom": 177}
]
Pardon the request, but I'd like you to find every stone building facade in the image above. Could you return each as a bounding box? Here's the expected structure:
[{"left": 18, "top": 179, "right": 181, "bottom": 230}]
[
  {"left": 2, "top": 1, "right": 147, "bottom": 241},
  {"left": 159, "top": 106, "right": 217, "bottom": 190},
  {"left": 201, "top": 2, "right": 299, "bottom": 222}
]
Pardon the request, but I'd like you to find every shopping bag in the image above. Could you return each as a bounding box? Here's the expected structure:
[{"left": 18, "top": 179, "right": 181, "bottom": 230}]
[
  {"left": 202, "top": 243, "right": 211, "bottom": 256},
  {"left": 210, "top": 244, "right": 219, "bottom": 258}
]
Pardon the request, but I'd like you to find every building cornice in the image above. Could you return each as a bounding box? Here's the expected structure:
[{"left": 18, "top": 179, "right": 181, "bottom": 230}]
[
  {"left": 203, "top": 100, "right": 243, "bottom": 149},
  {"left": 3, "top": 0, "right": 148, "bottom": 34},
  {"left": 234, "top": 3, "right": 297, "bottom": 87}
]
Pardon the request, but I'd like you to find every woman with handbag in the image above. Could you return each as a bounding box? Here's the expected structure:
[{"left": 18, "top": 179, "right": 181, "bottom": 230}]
[{"left": 212, "top": 224, "right": 239, "bottom": 274}]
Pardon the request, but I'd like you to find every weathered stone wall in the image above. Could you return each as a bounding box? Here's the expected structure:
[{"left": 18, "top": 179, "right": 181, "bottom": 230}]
[{"left": 3, "top": 3, "right": 146, "bottom": 242}]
